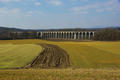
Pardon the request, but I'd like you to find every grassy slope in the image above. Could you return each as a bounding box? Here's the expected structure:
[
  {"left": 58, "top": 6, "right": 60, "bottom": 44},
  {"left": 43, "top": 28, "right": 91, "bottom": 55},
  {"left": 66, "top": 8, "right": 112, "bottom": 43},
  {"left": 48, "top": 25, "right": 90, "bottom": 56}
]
[
  {"left": 0, "top": 39, "right": 120, "bottom": 68},
  {"left": 0, "top": 44, "right": 42, "bottom": 69}
]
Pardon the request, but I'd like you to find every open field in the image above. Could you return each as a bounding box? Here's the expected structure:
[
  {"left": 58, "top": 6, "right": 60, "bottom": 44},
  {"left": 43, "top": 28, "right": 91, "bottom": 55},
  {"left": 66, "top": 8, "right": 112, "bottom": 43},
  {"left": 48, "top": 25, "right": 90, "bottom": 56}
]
[
  {"left": 0, "top": 39, "right": 120, "bottom": 68},
  {"left": 0, "top": 69, "right": 120, "bottom": 80},
  {"left": 0, "top": 40, "right": 120, "bottom": 79},
  {"left": 0, "top": 44, "right": 42, "bottom": 69}
]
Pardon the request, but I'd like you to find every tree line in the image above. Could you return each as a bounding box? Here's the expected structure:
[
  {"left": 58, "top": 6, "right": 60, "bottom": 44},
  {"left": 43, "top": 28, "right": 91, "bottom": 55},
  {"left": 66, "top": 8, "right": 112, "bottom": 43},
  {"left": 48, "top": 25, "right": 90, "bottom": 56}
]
[
  {"left": 0, "top": 31, "right": 38, "bottom": 40},
  {"left": 93, "top": 28, "right": 120, "bottom": 41}
]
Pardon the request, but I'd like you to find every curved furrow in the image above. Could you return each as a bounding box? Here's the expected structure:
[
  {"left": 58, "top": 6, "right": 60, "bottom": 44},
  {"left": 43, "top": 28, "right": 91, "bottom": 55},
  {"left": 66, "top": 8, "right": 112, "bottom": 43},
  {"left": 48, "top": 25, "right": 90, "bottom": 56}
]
[{"left": 25, "top": 44, "right": 71, "bottom": 68}]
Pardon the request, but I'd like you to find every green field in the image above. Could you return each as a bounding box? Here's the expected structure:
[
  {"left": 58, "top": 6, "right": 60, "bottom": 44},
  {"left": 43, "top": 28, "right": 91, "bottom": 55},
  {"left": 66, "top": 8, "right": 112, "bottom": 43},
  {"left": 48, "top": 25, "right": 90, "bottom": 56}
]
[
  {"left": 0, "top": 44, "right": 42, "bottom": 69},
  {"left": 56, "top": 42, "right": 120, "bottom": 68},
  {"left": 0, "top": 39, "right": 120, "bottom": 68}
]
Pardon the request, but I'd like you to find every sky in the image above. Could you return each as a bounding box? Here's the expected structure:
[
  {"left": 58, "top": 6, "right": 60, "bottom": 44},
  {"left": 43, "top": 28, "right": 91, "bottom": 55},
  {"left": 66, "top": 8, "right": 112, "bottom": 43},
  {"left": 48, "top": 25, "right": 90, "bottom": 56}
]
[{"left": 0, "top": 0, "right": 120, "bottom": 29}]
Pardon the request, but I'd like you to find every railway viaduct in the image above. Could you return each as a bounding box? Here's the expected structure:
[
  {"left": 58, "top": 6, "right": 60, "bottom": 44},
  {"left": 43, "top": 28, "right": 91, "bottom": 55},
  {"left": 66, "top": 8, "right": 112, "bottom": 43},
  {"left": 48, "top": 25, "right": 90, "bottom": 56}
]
[{"left": 37, "top": 31, "right": 96, "bottom": 40}]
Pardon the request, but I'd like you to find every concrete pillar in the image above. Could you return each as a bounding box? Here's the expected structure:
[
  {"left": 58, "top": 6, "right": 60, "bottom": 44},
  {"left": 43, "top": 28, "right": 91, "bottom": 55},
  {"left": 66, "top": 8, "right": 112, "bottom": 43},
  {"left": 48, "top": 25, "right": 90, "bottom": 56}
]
[
  {"left": 68, "top": 32, "right": 70, "bottom": 39},
  {"left": 91, "top": 32, "right": 95, "bottom": 39},
  {"left": 59, "top": 32, "right": 61, "bottom": 38},
  {"left": 60, "top": 32, "right": 62, "bottom": 39},
  {"left": 59, "top": 32, "right": 61, "bottom": 39},
  {"left": 65, "top": 32, "right": 68, "bottom": 39},
  {"left": 37, "top": 32, "right": 39, "bottom": 39},
  {"left": 88, "top": 32, "right": 91, "bottom": 40},
  {"left": 64, "top": 32, "right": 66, "bottom": 39},
  {"left": 85, "top": 32, "right": 87, "bottom": 39},
  {"left": 81, "top": 32, "right": 83, "bottom": 40},
  {"left": 51, "top": 32, "right": 53, "bottom": 39},
  {"left": 65, "top": 32, "right": 67, "bottom": 39},
  {"left": 55, "top": 32, "right": 57, "bottom": 39},
  {"left": 41, "top": 32, "right": 43, "bottom": 38},
  {"left": 61, "top": 32, "right": 63, "bottom": 39},
  {"left": 74, "top": 32, "right": 76, "bottom": 40},
  {"left": 69, "top": 32, "right": 71, "bottom": 39},
  {"left": 71, "top": 32, "right": 74, "bottom": 39},
  {"left": 93, "top": 32, "right": 95, "bottom": 37}
]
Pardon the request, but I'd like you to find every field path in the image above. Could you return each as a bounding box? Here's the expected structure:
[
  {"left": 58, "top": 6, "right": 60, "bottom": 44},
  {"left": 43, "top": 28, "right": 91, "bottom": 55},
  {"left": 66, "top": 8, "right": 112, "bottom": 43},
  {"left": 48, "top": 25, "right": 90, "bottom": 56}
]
[{"left": 26, "top": 44, "right": 71, "bottom": 68}]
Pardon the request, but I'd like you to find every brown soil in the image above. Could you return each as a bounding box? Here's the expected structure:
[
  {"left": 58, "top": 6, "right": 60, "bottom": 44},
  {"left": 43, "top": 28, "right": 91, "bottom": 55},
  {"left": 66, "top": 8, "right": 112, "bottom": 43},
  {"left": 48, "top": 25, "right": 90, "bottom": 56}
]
[{"left": 25, "top": 44, "right": 70, "bottom": 68}]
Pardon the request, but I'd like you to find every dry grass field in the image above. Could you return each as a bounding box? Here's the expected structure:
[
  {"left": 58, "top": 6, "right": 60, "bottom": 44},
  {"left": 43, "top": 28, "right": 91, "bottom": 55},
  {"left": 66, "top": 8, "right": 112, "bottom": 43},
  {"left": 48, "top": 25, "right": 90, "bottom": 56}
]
[
  {"left": 0, "top": 69, "right": 120, "bottom": 80},
  {"left": 0, "top": 39, "right": 120, "bottom": 80}
]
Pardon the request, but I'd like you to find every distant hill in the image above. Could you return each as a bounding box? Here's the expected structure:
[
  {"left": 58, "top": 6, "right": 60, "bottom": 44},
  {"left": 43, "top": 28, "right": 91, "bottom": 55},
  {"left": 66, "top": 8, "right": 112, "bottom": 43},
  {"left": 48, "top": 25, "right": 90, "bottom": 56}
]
[
  {"left": 0, "top": 27, "right": 24, "bottom": 32},
  {"left": 0, "top": 26, "right": 120, "bottom": 32},
  {"left": 0, "top": 27, "right": 22, "bottom": 31}
]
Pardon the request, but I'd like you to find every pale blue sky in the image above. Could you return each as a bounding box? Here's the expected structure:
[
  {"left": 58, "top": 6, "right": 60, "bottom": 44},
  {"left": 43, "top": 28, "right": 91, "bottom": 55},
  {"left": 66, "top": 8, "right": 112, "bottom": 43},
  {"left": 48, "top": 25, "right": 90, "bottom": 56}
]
[{"left": 0, "top": 0, "right": 120, "bottom": 29}]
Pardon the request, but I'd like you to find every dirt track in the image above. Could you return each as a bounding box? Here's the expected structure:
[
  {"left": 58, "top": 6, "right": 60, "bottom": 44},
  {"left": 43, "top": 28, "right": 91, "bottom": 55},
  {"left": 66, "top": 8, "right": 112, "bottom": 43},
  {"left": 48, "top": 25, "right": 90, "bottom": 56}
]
[{"left": 25, "top": 44, "right": 70, "bottom": 68}]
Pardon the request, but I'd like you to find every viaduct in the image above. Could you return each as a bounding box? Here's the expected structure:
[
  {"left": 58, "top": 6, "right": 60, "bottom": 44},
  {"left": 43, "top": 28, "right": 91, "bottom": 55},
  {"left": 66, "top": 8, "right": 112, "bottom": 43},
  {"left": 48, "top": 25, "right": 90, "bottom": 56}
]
[{"left": 37, "top": 31, "right": 96, "bottom": 40}]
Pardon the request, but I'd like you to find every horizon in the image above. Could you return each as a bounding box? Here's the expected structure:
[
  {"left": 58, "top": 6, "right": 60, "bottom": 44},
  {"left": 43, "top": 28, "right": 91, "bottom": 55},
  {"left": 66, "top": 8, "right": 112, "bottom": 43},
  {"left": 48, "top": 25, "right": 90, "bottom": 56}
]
[
  {"left": 0, "top": 0, "right": 120, "bottom": 29},
  {"left": 1, "top": 26, "right": 120, "bottom": 30}
]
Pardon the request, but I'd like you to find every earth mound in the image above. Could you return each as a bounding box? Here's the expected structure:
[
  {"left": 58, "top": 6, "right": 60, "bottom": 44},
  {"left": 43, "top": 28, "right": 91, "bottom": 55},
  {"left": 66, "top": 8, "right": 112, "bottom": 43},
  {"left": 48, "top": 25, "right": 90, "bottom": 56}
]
[{"left": 26, "top": 44, "right": 70, "bottom": 68}]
